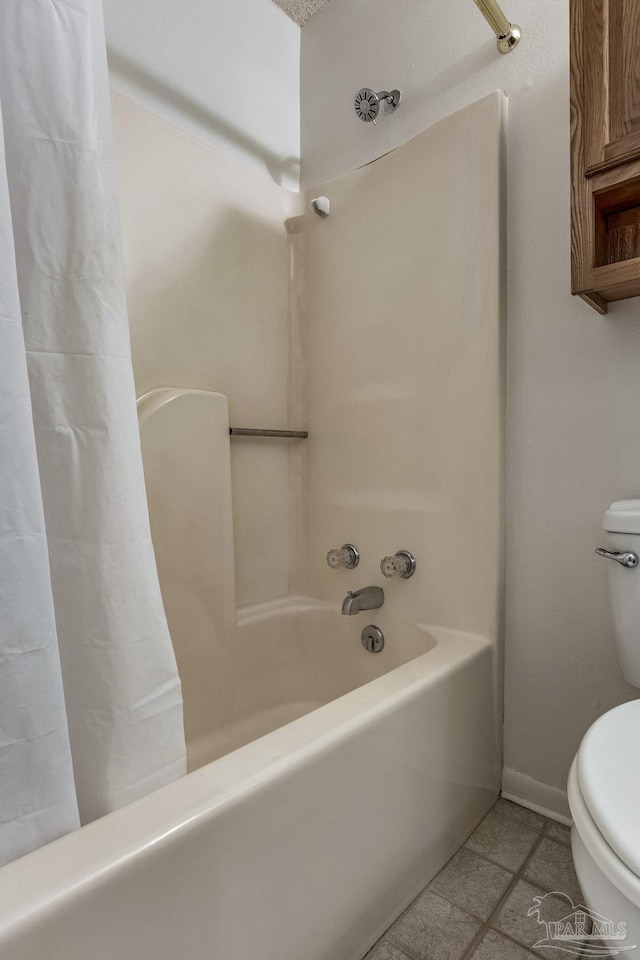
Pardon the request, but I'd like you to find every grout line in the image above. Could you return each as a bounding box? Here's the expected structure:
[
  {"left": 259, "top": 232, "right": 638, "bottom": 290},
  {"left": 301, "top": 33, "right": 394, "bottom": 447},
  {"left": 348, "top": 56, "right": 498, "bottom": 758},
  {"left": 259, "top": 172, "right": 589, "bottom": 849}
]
[
  {"left": 460, "top": 821, "right": 546, "bottom": 875},
  {"left": 425, "top": 881, "right": 511, "bottom": 925},
  {"left": 542, "top": 819, "right": 572, "bottom": 846},
  {"left": 491, "top": 806, "right": 547, "bottom": 832},
  {"left": 461, "top": 846, "right": 536, "bottom": 875},
  {"left": 386, "top": 935, "right": 433, "bottom": 960},
  {"left": 492, "top": 927, "right": 546, "bottom": 957},
  {"left": 385, "top": 930, "right": 425, "bottom": 960}
]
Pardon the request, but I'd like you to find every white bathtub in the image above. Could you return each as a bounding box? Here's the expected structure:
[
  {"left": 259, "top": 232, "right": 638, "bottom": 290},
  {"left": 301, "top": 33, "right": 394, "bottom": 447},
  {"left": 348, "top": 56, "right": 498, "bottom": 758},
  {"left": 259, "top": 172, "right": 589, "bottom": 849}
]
[
  {"left": 0, "top": 599, "right": 499, "bottom": 960},
  {"left": 185, "top": 598, "right": 438, "bottom": 771}
]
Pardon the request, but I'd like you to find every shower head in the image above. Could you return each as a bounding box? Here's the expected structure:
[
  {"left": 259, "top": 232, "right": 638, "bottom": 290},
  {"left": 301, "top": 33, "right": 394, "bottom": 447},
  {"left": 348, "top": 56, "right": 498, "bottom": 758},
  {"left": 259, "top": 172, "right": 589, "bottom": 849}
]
[{"left": 354, "top": 88, "right": 402, "bottom": 124}]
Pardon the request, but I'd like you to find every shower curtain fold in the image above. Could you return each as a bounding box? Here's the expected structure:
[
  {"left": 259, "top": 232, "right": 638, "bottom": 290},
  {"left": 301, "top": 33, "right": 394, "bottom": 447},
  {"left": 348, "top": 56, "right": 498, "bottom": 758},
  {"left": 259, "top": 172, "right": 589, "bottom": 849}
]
[{"left": 0, "top": 0, "right": 186, "bottom": 865}]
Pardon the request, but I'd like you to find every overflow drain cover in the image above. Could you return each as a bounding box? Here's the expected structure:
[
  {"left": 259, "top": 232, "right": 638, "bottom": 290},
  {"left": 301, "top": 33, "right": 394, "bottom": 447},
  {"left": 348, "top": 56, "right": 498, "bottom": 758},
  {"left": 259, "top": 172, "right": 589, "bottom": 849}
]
[{"left": 361, "top": 625, "right": 384, "bottom": 653}]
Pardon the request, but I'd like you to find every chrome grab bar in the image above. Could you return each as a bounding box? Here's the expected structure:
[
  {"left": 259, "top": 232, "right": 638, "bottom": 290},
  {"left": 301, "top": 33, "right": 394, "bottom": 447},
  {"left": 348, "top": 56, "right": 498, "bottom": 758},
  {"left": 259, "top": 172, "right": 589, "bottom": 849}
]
[
  {"left": 595, "top": 548, "right": 639, "bottom": 569},
  {"left": 229, "top": 428, "right": 308, "bottom": 439}
]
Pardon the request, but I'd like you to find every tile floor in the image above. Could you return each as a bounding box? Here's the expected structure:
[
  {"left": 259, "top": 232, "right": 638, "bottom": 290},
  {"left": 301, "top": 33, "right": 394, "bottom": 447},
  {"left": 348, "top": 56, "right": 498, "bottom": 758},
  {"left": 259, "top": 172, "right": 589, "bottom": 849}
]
[{"left": 363, "top": 798, "right": 612, "bottom": 960}]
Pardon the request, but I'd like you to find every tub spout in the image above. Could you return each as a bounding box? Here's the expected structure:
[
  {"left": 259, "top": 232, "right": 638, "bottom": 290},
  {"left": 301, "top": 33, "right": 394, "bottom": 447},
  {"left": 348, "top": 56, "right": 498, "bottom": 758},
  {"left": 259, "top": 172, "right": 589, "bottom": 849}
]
[{"left": 341, "top": 586, "right": 384, "bottom": 616}]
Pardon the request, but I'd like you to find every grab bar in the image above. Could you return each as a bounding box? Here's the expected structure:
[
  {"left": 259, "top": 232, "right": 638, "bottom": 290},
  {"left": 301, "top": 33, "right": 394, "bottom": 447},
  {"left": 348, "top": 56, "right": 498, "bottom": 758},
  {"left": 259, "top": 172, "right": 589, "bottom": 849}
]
[{"left": 229, "top": 428, "right": 308, "bottom": 439}]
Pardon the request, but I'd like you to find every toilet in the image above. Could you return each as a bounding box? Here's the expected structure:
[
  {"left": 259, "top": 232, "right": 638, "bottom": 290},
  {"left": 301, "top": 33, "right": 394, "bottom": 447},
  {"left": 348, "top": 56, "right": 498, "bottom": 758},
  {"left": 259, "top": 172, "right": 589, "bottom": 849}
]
[{"left": 569, "top": 500, "right": 640, "bottom": 958}]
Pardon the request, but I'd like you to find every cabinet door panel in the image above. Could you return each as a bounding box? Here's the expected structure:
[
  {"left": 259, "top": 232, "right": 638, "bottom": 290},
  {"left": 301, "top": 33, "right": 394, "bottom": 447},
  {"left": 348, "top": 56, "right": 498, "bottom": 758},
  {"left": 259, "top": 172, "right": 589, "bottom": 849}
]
[
  {"left": 580, "top": 0, "right": 640, "bottom": 171},
  {"left": 608, "top": 0, "right": 640, "bottom": 143},
  {"left": 571, "top": 0, "right": 640, "bottom": 310},
  {"left": 582, "top": 0, "right": 608, "bottom": 170}
]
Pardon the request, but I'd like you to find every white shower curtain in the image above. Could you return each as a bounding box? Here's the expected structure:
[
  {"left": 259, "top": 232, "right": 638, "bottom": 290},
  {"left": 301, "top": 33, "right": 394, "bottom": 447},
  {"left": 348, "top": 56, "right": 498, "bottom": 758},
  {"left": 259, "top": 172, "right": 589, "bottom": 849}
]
[{"left": 0, "top": 0, "right": 186, "bottom": 865}]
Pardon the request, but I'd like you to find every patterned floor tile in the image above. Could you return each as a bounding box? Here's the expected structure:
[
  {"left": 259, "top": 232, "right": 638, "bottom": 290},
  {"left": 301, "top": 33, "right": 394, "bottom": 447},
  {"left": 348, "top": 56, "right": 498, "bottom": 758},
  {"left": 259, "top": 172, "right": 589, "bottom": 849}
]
[
  {"left": 430, "top": 847, "right": 514, "bottom": 921},
  {"left": 465, "top": 808, "right": 540, "bottom": 872},
  {"left": 523, "top": 837, "right": 583, "bottom": 903},
  {"left": 469, "top": 928, "right": 540, "bottom": 959},
  {"left": 390, "top": 889, "right": 480, "bottom": 960}
]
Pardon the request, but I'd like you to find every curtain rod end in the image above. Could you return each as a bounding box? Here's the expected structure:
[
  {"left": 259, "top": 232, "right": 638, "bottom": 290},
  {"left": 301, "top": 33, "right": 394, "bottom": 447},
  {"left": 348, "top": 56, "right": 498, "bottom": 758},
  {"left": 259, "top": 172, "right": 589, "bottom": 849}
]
[{"left": 497, "top": 23, "right": 522, "bottom": 54}]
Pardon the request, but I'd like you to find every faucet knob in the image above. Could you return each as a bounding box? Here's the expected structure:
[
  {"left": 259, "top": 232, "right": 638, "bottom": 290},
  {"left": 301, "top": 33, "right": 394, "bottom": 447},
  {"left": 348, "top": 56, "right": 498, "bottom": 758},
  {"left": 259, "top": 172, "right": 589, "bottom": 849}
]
[
  {"left": 327, "top": 544, "right": 360, "bottom": 569},
  {"left": 380, "top": 550, "right": 416, "bottom": 579}
]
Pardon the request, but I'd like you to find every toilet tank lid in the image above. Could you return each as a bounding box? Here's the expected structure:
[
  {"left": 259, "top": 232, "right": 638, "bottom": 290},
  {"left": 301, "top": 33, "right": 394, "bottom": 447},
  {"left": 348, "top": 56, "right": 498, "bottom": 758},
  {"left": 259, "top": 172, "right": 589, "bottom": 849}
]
[
  {"left": 604, "top": 500, "right": 640, "bottom": 534},
  {"left": 577, "top": 700, "right": 640, "bottom": 879}
]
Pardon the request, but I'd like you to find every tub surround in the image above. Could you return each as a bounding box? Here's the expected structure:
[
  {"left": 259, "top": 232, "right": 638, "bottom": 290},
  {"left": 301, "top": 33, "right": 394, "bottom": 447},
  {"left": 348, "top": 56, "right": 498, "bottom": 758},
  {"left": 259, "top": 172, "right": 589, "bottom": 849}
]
[
  {"left": 305, "top": 92, "right": 505, "bottom": 648},
  {"left": 138, "top": 385, "right": 441, "bottom": 771},
  {"left": 114, "top": 89, "right": 504, "bottom": 642},
  {"left": 136, "top": 386, "right": 491, "bottom": 775},
  {"left": 112, "top": 93, "right": 305, "bottom": 607}
]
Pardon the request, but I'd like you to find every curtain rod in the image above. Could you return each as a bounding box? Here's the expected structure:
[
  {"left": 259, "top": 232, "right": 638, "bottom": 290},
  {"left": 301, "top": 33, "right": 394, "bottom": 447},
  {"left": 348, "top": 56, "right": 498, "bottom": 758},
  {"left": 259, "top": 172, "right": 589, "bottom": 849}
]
[{"left": 472, "top": 0, "right": 522, "bottom": 53}]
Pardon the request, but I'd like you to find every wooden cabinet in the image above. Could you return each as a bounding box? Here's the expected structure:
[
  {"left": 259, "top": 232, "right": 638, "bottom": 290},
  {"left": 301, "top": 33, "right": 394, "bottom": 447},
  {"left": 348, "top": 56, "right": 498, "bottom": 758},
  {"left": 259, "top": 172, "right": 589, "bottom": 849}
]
[{"left": 571, "top": 0, "right": 640, "bottom": 312}]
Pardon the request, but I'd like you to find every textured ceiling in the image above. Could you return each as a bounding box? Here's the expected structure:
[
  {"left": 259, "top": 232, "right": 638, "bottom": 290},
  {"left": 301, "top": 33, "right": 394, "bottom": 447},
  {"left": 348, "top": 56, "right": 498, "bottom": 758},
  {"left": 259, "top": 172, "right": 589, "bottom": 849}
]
[{"left": 271, "top": 0, "right": 335, "bottom": 26}]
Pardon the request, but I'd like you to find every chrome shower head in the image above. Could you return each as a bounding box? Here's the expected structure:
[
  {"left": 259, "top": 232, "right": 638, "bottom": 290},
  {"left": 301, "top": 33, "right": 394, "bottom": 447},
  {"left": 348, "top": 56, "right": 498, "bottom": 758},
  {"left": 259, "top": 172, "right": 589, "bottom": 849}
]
[{"left": 354, "top": 88, "right": 402, "bottom": 124}]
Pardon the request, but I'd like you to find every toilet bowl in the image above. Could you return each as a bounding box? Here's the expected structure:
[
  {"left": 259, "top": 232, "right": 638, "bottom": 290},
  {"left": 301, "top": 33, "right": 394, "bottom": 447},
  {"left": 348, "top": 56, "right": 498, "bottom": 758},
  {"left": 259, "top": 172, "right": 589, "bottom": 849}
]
[
  {"left": 568, "top": 501, "right": 640, "bottom": 958},
  {"left": 568, "top": 702, "right": 640, "bottom": 957}
]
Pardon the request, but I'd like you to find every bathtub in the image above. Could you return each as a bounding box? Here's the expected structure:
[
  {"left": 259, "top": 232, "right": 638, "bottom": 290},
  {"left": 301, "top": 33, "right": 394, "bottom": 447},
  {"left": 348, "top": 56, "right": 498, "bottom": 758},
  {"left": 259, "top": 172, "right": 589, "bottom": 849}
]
[
  {"left": 0, "top": 387, "right": 500, "bottom": 958},
  {"left": 186, "top": 598, "right": 440, "bottom": 771},
  {"left": 0, "top": 598, "right": 499, "bottom": 960}
]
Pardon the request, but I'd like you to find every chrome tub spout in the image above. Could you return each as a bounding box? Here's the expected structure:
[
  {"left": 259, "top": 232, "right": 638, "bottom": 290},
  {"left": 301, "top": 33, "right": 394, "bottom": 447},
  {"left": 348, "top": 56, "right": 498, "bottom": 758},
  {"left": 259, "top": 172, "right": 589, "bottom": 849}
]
[{"left": 341, "top": 586, "right": 384, "bottom": 616}]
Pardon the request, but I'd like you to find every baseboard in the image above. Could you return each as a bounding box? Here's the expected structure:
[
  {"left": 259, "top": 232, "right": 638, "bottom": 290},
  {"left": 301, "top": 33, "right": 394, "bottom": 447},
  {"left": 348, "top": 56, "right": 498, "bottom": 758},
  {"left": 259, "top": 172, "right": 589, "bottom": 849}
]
[{"left": 502, "top": 767, "right": 572, "bottom": 825}]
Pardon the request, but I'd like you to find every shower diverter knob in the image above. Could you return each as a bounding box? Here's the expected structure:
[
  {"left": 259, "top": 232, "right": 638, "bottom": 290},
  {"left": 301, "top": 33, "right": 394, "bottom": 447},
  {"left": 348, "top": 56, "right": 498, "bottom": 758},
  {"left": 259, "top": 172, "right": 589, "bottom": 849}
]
[
  {"left": 326, "top": 544, "right": 360, "bottom": 570},
  {"left": 380, "top": 551, "right": 416, "bottom": 579}
]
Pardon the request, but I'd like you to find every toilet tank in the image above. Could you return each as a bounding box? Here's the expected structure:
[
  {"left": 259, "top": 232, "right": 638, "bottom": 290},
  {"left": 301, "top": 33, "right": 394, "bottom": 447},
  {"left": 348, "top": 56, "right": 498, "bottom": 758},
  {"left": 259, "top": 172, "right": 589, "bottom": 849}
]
[{"left": 602, "top": 500, "right": 640, "bottom": 687}]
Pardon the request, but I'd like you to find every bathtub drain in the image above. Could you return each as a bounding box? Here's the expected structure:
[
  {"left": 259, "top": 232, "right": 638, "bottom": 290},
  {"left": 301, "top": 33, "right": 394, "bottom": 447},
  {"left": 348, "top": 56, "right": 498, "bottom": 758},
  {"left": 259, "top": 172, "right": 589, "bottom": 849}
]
[{"left": 361, "top": 625, "right": 385, "bottom": 653}]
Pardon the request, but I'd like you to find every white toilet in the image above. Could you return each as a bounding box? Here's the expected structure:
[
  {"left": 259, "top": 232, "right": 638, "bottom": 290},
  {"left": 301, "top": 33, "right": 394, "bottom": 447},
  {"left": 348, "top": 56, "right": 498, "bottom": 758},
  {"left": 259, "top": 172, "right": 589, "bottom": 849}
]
[{"left": 569, "top": 500, "right": 640, "bottom": 958}]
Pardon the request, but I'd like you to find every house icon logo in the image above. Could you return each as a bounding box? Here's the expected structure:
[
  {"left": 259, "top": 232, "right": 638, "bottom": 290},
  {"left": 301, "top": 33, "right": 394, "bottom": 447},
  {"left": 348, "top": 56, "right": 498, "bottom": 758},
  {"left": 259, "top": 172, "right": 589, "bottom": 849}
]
[{"left": 527, "top": 892, "right": 636, "bottom": 956}]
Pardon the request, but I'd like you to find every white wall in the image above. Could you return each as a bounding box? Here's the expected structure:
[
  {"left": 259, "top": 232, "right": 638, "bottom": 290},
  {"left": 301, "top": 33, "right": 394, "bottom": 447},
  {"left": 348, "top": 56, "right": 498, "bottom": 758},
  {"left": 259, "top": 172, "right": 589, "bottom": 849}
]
[
  {"left": 301, "top": 0, "right": 639, "bottom": 817},
  {"left": 103, "top": 0, "right": 300, "bottom": 189}
]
